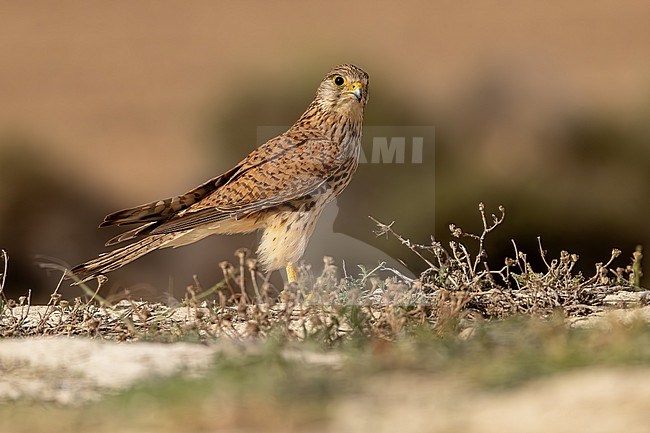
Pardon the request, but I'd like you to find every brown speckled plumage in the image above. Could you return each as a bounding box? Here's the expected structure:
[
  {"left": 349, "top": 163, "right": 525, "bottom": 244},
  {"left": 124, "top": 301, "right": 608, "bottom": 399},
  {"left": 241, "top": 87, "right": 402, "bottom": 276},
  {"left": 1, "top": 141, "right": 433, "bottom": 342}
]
[{"left": 69, "top": 64, "right": 369, "bottom": 283}]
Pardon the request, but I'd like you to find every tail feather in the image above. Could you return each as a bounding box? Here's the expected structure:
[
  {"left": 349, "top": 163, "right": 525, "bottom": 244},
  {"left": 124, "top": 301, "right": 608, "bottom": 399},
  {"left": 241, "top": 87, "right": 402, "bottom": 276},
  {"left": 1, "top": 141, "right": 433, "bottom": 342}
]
[
  {"left": 98, "top": 168, "right": 239, "bottom": 228},
  {"left": 105, "top": 222, "right": 157, "bottom": 246},
  {"left": 67, "top": 233, "right": 182, "bottom": 284}
]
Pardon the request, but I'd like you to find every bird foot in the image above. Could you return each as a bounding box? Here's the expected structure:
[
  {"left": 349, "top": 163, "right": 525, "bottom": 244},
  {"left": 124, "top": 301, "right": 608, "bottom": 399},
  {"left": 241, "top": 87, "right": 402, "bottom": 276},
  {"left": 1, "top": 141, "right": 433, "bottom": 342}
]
[{"left": 286, "top": 263, "right": 299, "bottom": 284}]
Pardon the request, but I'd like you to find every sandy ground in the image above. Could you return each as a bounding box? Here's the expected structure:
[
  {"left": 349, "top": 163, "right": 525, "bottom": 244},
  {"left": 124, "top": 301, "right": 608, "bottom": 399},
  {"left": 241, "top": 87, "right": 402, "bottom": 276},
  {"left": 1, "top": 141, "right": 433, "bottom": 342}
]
[
  {"left": 1, "top": 332, "right": 649, "bottom": 432},
  {"left": 333, "top": 368, "right": 650, "bottom": 433},
  {"left": 0, "top": 337, "right": 217, "bottom": 404},
  {"left": 0, "top": 294, "right": 649, "bottom": 431}
]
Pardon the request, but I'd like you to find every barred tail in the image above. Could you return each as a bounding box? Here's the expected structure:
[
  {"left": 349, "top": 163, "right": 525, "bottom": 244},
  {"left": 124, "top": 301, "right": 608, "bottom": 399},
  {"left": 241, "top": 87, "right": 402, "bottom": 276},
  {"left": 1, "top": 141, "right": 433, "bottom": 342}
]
[{"left": 67, "top": 233, "right": 182, "bottom": 284}]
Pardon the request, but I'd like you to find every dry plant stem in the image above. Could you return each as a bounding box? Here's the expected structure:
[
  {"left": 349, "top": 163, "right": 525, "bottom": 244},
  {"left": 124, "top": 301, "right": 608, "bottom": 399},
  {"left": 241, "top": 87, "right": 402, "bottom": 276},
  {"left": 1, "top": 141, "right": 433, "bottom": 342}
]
[
  {"left": 0, "top": 249, "right": 8, "bottom": 301},
  {"left": 235, "top": 248, "right": 247, "bottom": 301},
  {"left": 219, "top": 261, "right": 236, "bottom": 298},
  {"left": 377, "top": 263, "right": 415, "bottom": 284},
  {"left": 15, "top": 289, "right": 32, "bottom": 329},
  {"left": 471, "top": 203, "right": 505, "bottom": 274},
  {"left": 83, "top": 275, "right": 105, "bottom": 308},
  {"left": 36, "top": 272, "right": 65, "bottom": 332},
  {"left": 245, "top": 259, "right": 261, "bottom": 298},
  {"left": 64, "top": 265, "right": 140, "bottom": 336},
  {"left": 370, "top": 216, "right": 438, "bottom": 270},
  {"left": 538, "top": 236, "right": 552, "bottom": 271},
  {"left": 511, "top": 240, "right": 526, "bottom": 278},
  {"left": 579, "top": 249, "right": 621, "bottom": 289}
]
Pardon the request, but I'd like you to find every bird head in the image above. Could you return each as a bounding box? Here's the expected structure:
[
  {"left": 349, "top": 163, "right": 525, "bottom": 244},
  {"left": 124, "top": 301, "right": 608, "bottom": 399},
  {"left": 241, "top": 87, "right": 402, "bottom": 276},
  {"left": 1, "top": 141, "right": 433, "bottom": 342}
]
[{"left": 315, "top": 64, "right": 369, "bottom": 114}]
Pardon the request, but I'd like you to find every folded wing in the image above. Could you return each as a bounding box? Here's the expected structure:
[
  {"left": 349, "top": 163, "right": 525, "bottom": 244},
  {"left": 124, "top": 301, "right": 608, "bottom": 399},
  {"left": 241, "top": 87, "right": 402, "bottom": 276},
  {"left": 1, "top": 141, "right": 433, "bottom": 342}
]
[{"left": 100, "top": 135, "right": 341, "bottom": 243}]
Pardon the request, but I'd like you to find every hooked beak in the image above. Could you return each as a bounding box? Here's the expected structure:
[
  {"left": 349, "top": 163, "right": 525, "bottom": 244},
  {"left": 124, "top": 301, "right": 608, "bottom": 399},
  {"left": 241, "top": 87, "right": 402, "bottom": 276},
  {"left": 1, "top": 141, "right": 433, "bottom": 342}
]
[{"left": 347, "top": 82, "right": 363, "bottom": 102}]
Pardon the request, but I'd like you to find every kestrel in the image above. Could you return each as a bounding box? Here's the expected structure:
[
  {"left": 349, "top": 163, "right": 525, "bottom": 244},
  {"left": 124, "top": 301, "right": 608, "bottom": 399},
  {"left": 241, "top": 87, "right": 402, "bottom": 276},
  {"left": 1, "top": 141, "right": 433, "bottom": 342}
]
[{"left": 69, "top": 64, "right": 369, "bottom": 284}]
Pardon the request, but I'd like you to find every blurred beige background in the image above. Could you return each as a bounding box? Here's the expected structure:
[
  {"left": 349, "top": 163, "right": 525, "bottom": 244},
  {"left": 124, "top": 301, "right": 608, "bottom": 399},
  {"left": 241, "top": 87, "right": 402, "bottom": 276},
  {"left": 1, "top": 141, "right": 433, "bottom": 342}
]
[{"left": 1, "top": 1, "right": 649, "bottom": 300}]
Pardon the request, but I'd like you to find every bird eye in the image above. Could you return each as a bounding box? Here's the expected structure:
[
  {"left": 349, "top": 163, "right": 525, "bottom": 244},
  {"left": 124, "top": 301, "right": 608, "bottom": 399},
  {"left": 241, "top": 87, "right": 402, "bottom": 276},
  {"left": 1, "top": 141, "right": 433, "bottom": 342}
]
[{"left": 333, "top": 75, "right": 345, "bottom": 87}]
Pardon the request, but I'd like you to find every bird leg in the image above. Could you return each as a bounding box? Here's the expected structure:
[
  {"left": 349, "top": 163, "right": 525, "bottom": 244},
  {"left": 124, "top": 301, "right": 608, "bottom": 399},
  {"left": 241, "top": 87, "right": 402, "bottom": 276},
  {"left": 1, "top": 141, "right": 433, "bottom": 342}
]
[{"left": 286, "top": 262, "right": 299, "bottom": 283}]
